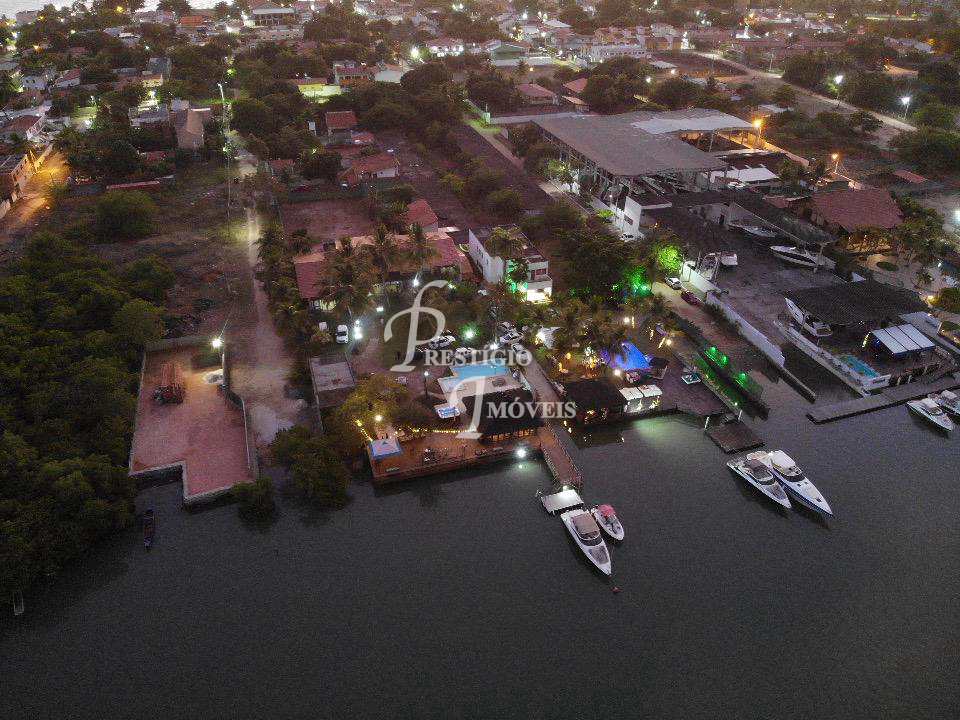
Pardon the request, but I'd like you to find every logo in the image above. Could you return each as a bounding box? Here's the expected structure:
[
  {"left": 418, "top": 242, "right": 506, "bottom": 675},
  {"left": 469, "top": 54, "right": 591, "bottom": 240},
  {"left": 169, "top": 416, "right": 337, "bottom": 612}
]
[{"left": 385, "top": 280, "right": 449, "bottom": 372}]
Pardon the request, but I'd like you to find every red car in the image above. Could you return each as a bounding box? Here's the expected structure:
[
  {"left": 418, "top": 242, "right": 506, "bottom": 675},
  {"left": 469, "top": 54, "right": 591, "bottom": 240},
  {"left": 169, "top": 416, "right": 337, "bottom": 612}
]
[{"left": 680, "top": 290, "right": 702, "bottom": 306}]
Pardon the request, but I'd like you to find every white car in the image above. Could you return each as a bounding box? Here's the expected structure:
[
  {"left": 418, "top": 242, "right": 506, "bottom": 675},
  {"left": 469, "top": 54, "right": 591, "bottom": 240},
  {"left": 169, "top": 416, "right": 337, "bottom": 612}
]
[
  {"left": 665, "top": 277, "right": 683, "bottom": 290},
  {"left": 335, "top": 324, "right": 349, "bottom": 344},
  {"left": 498, "top": 330, "right": 523, "bottom": 345},
  {"left": 427, "top": 333, "right": 457, "bottom": 350}
]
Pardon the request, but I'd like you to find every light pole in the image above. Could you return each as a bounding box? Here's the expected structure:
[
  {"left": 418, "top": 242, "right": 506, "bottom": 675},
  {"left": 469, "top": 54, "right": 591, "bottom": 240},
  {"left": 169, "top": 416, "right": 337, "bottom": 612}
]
[
  {"left": 833, "top": 73, "right": 844, "bottom": 108},
  {"left": 900, "top": 95, "right": 911, "bottom": 121},
  {"left": 752, "top": 118, "right": 764, "bottom": 149},
  {"left": 423, "top": 370, "right": 430, "bottom": 398}
]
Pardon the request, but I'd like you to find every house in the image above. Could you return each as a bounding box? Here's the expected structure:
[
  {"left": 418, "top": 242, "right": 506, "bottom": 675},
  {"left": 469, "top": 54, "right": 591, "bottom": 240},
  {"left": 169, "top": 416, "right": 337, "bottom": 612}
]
[
  {"left": 52, "top": 68, "right": 82, "bottom": 89},
  {"left": 462, "top": 389, "right": 542, "bottom": 444},
  {"left": 374, "top": 63, "right": 405, "bottom": 84},
  {"left": 252, "top": 2, "right": 298, "bottom": 26},
  {"left": 427, "top": 37, "right": 465, "bottom": 57},
  {"left": 0, "top": 153, "right": 33, "bottom": 198},
  {"left": 324, "top": 110, "right": 358, "bottom": 135},
  {"left": 517, "top": 83, "right": 558, "bottom": 106},
  {"left": 333, "top": 63, "right": 376, "bottom": 88},
  {"left": 309, "top": 356, "right": 357, "bottom": 411},
  {"left": 808, "top": 188, "right": 903, "bottom": 235},
  {"left": 173, "top": 104, "right": 210, "bottom": 152},
  {"left": 0, "top": 115, "right": 44, "bottom": 143},
  {"left": 339, "top": 152, "right": 399, "bottom": 186},
  {"left": 147, "top": 57, "right": 173, "bottom": 81},
  {"left": 562, "top": 378, "right": 627, "bottom": 425},
  {"left": 20, "top": 69, "right": 55, "bottom": 92},
  {"left": 562, "top": 78, "right": 588, "bottom": 96},
  {"left": 404, "top": 199, "right": 439, "bottom": 233},
  {"left": 466, "top": 226, "right": 552, "bottom": 303}
]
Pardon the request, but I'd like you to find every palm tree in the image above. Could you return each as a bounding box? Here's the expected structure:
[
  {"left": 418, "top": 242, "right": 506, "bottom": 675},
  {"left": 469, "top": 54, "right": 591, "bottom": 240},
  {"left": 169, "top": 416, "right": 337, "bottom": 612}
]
[
  {"left": 319, "top": 241, "right": 377, "bottom": 317},
  {"left": 551, "top": 297, "right": 587, "bottom": 357},
  {"left": 366, "top": 224, "right": 401, "bottom": 284},
  {"left": 406, "top": 222, "right": 438, "bottom": 279}
]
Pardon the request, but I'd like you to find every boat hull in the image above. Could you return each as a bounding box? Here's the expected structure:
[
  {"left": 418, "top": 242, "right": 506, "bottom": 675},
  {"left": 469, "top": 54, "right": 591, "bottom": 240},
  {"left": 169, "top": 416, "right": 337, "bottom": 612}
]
[
  {"left": 908, "top": 401, "right": 954, "bottom": 432},
  {"left": 561, "top": 511, "right": 612, "bottom": 575},
  {"left": 591, "top": 508, "right": 625, "bottom": 541},
  {"left": 727, "top": 462, "right": 792, "bottom": 509}
]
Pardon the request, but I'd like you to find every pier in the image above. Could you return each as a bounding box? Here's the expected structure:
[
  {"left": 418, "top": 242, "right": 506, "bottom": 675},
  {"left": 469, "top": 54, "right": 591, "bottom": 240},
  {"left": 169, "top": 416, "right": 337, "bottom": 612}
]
[
  {"left": 808, "top": 373, "right": 960, "bottom": 423},
  {"left": 706, "top": 418, "right": 764, "bottom": 453}
]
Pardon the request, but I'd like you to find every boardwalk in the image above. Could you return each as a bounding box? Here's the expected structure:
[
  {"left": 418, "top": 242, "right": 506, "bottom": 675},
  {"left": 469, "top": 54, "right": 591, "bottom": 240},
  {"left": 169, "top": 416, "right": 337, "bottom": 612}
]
[
  {"left": 808, "top": 373, "right": 960, "bottom": 423},
  {"left": 707, "top": 420, "right": 764, "bottom": 453}
]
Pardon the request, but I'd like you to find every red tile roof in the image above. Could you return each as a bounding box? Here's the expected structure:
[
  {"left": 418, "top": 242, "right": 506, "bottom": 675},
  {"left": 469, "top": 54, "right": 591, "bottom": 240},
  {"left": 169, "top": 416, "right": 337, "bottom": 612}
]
[
  {"left": 0, "top": 115, "right": 41, "bottom": 134},
  {"left": 405, "top": 199, "right": 438, "bottom": 228},
  {"left": 325, "top": 110, "right": 357, "bottom": 131},
  {"left": 563, "top": 78, "right": 588, "bottom": 95},
  {"left": 339, "top": 152, "right": 398, "bottom": 186},
  {"left": 811, "top": 187, "right": 903, "bottom": 232},
  {"left": 517, "top": 83, "right": 556, "bottom": 99},
  {"left": 893, "top": 169, "right": 926, "bottom": 184}
]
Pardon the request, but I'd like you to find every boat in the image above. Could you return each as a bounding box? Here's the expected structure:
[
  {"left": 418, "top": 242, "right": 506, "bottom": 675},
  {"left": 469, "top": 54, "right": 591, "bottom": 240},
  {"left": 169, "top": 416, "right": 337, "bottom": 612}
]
[
  {"left": 591, "top": 504, "right": 625, "bottom": 541},
  {"left": 930, "top": 389, "right": 960, "bottom": 416},
  {"left": 762, "top": 450, "right": 833, "bottom": 517},
  {"left": 907, "top": 398, "right": 954, "bottom": 432},
  {"left": 770, "top": 245, "right": 827, "bottom": 269},
  {"left": 785, "top": 297, "right": 832, "bottom": 338},
  {"left": 728, "top": 220, "right": 778, "bottom": 239},
  {"left": 720, "top": 251, "right": 738, "bottom": 267},
  {"left": 560, "top": 509, "right": 612, "bottom": 575},
  {"left": 142, "top": 509, "right": 156, "bottom": 549},
  {"left": 727, "top": 452, "right": 792, "bottom": 509}
]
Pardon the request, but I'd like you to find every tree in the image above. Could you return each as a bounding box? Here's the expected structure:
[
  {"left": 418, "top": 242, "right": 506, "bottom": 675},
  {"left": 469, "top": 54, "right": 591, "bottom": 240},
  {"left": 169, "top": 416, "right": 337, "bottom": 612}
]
[
  {"left": 406, "top": 222, "right": 438, "bottom": 276},
  {"left": 120, "top": 256, "right": 176, "bottom": 304},
  {"left": 485, "top": 226, "right": 524, "bottom": 262},
  {"left": 270, "top": 427, "right": 350, "bottom": 507},
  {"left": 95, "top": 191, "right": 157, "bottom": 241},
  {"left": 400, "top": 62, "right": 451, "bottom": 96},
  {"left": 233, "top": 475, "right": 276, "bottom": 521},
  {"left": 112, "top": 299, "right": 164, "bottom": 351},
  {"left": 319, "top": 240, "right": 377, "bottom": 316},
  {"left": 846, "top": 71, "right": 897, "bottom": 110},
  {"left": 850, "top": 109, "right": 882, "bottom": 134},
  {"left": 892, "top": 129, "right": 960, "bottom": 173},
  {"left": 301, "top": 150, "right": 341, "bottom": 182},
  {"left": 650, "top": 78, "right": 701, "bottom": 110},
  {"left": 771, "top": 84, "right": 797, "bottom": 107},
  {"left": 158, "top": 0, "right": 192, "bottom": 14},
  {"left": 508, "top": 123, "right": 541, "bottom": 157},
  {"left": 934, "top": 287, "right": 960, "bottom": 315},
  {"left": 912, "top": 102, "right": 957, "bottom": 130},
  {"left": 486, "top": 189, "right": 524, "bottom": 220},
  {"left": 366, "top": 224, "right": 402, "bottom": 283},
  {"left": 231, "top": 97, "right": 275, "bottom": 136}
]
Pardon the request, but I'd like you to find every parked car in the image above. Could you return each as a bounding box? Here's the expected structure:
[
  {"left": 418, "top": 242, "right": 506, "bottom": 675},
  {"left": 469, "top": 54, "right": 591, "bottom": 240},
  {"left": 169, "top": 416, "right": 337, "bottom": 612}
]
[
  {"left": 680, "top": 290, "right": 702, "bottom": 306},
  {"left": 665, "top": 277, "right": 683, "bottom": 290},
  {"left": 428, "top": 333, "right": 457, "bottom": 350},
  {"left": 498, "top": 330, "right": 523, "bottom": 345},
  {"left": 452, "top": 347, "right": 481, "bottom": 364},
  {"left": 335, "top": 324, "right": 349, "bottom": 343}
]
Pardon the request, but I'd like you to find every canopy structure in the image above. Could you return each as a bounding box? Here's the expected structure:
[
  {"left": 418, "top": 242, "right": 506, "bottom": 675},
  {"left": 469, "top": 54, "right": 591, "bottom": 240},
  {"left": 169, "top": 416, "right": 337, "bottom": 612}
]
[
  {"left": 540, "top": 488, "right": 583, "bottom": 515},
  {"left": 869, "top": 324, "right": 935, "bottom": 357},
  {"left": 369, "top": 437, "right": 402, "bottom": 459}
]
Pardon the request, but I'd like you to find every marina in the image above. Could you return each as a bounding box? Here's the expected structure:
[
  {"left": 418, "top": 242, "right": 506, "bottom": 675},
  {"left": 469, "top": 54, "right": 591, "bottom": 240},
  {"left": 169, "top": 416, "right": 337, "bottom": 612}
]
[{"left": 807, "top": 373, "right": 960, "bottom": 423}]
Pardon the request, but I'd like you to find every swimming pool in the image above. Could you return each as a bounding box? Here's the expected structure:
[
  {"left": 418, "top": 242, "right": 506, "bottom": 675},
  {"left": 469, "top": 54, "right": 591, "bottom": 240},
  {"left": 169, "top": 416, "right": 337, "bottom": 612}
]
[
  {"left": 451, "top": 362, "right": 509, "bottom": 380},
  {"left": 601, "top": 342, "right": 652, "bottom": 372},
  {"left": 840, "top": 354, "right": 879, "bottom": 378}
]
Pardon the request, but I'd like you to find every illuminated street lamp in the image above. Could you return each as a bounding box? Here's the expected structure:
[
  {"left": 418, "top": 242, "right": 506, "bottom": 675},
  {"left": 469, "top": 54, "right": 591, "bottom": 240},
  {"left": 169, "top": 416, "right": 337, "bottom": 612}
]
[
  {"left": 832, "top": 73, "right": 844, "bottom": 108},
  {"left": 211, "top": 336, "right": 223, "bottom": 350},
  {"left": 900, "top": 95, "right": 911, "bottom": 120},
  {"left": 752, "top": 117, "right": 764, "bottom": 148}
]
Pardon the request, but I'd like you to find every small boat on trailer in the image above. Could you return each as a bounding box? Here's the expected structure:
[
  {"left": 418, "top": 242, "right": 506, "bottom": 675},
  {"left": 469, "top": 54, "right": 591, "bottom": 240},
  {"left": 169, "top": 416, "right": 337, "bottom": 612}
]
[
  {"left": 561, "top": 509, "right": 612, "bottom": 575},
  {"left": 907, "top": 398, "right": 954, "bottom": 432},
  {"left": 728, "top": 220, "right": 777, "bottom": 239},
  {"left": 591, "top": 505, "right": 625, "bottom": 541},
  {"left": 142, "top": 509, "right": 156, "bottom": 549}
]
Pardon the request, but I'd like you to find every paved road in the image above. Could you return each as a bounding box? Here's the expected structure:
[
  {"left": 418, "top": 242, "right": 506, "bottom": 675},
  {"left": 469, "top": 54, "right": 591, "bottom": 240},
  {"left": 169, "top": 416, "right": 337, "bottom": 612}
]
[{"left": 0, "top": 151, "right": 69, "bottom": 254}]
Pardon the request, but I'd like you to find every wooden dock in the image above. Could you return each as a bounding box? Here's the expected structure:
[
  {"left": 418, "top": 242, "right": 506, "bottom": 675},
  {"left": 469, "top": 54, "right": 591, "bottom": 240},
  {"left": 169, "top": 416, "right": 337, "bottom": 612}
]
[
  {"left": 808, "top": 374, "right": 960, "bottom": 424},
  {"left": 707, "top": 420, "right": 764, "bottom": 453},
  {"left": 538, "top": 425, "right": 583, "bottom": 488}
]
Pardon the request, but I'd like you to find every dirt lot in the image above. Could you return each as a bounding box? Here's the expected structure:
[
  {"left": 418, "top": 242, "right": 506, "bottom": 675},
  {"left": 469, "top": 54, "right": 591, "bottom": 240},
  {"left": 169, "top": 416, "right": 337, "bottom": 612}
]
[
  {"left": 654, "top": 51, "right": 744, "bottom": 78},
  {"left": 280, "top": 197, "right": 375, "bottom": 241}
]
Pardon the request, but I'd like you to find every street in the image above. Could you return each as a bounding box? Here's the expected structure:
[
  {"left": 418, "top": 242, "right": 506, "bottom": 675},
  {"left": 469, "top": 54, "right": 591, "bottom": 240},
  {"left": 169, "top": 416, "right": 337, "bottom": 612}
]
[{"left": 0, "top": 151, "right": 69, "bottom": 254}]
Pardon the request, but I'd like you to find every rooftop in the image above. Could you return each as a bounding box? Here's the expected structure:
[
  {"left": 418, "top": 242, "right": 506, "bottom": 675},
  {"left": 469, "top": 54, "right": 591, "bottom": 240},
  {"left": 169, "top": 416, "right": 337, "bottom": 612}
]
[
  {"left": 517, "top": 83, "right": 556, "bottom": 98},
  {"left": 622, "top": 108, "right": 753, "bottom": 135},
  {"left": 309, "top": 356, "right": 356, "bottom": 409},
  {"left": 786, "top": 280, "right": 927, "bottom": 325},
  {"left": 535, "top": 112, "right": 728, "bottom": 178},
  {"left": 325, "top": 110, "right": 358, "bottom": 131},
  {"left": 563, "top": 377, "right": 627, "bottom": 411},
  {"left": 811, "top": 187, "right": 904, "bottom": 232}
]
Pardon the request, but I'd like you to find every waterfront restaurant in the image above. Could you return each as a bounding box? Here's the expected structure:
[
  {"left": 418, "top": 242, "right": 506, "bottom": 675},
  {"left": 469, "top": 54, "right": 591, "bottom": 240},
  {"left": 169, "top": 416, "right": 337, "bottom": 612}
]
[
  {"left": 463, "top": 389, "right": 543, "bottom": 444},
  {"left": 562, "top": 378, "right": 627, "bottom": 425}
]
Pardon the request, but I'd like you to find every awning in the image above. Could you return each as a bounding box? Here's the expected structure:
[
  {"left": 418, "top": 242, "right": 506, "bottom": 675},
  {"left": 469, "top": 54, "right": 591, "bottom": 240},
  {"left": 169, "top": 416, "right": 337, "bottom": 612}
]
[
  {"left": 869, "top": 324, "right": 935, "bottom": 356},
  {"left": 369, "top": 436, "right": 402, "bottom": 459}
]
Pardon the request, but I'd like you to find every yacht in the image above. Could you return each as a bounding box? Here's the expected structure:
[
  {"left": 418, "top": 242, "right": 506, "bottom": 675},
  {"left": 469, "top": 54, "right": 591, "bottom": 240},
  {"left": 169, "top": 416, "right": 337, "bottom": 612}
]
[
  {"left": 729, "top": 220, "right": 778, "bottom": 239},
  {"left": 762, "top": 451, "right": 833, "bottom": 517},
  {"left": 770, "top": 245, "right": 827, "bottom": 268},
  {"left": 930, "top": 390, "right": 960, "bottom": 416},
  {"left": 907, "top": 398, "right": 954, "bottom": 432},
  {"left": 561, "top": 509, "right": 612, "bottom": 575},
  {"left": 727, "top": 452, "right": 792, "bottom": 509}
]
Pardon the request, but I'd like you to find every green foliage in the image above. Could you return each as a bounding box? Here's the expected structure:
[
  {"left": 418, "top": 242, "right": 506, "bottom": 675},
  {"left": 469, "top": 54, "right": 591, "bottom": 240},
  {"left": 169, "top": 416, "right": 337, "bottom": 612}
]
[
  {"left": 912, "top": 102, "right": 957, "bottom": 130},
  {"left": 508, "top": 124, "right": 541, "bottom": 157},
  {"left": 120, "top": 256, "right": 177, "bottom": 305},
  {"left": 486, "top": 189, "right": 524, "bottom": 221},
  {"left": 0, "top": 232, "right": 165, "bottom": 600},
  {"left": 465, "top": 69, "right": 520, "bottom": 111},
  {"left": 892, "top": 128, "right": 960, "bottom": 173},
  {"left": 654, "top": 244, "right": 683, "bottom": 274},
  {"left": 95, "top": 190, "right": 157, "bottom": 242},
  {"left": 301, "top": 151, "right": 342, "bottom": 182},
  {"left": 400, "top": 62, "right": 452, "bottom": 96},
  {"left": 233, "top": 475, "right": 277, "bottom": 521},
  {"left": 936, "top": 288, "right": 960, "bottom": 314},
  {"left": 650, "top": 78, "right": 701, "bottom": 110}
]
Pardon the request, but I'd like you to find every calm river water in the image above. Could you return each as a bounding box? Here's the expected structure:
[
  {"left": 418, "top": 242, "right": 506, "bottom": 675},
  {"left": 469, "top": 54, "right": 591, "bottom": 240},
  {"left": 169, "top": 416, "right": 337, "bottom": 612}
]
[{"left": 2, "top": 370, "right": 959, "bottom": 719}]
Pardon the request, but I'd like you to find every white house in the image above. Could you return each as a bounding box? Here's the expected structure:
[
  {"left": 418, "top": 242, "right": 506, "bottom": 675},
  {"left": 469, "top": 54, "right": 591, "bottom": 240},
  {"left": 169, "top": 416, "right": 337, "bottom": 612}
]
[{"left": 467, "top": 226, "right": 552, "bottom": 303}]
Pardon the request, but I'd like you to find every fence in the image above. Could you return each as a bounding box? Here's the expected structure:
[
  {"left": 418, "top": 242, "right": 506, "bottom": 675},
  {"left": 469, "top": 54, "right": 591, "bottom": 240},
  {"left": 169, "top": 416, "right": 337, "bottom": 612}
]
[{"left": 704, "top": 294, "right": 785, "bottom": 367}]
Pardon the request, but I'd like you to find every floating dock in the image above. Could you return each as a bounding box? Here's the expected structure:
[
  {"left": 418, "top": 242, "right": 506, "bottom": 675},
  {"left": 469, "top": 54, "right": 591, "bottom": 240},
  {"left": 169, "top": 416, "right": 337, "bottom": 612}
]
[
  {"left": 707, "top": 420, "right": 764, "bottom": 453},
  {"left": 808, "top": 374, "right": 960, "bottom": 424}
]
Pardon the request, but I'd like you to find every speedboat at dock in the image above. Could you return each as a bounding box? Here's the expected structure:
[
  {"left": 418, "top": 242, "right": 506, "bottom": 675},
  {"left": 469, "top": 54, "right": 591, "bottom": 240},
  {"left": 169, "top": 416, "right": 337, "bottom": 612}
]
[
  {"left": 561, "top": 509, "right": 612, "bottom": 575},
  {"left": 762, "top": 450, "right": 833, "bottom": 517},
  {"left": 907, "top": 398, "right": 954, "bottom": 432},
  {"left": 591, "top": 505, "right": 625, "bottom": 541},
  {"left": 727, "top": 452, "right": 792, "bottom": 509}
]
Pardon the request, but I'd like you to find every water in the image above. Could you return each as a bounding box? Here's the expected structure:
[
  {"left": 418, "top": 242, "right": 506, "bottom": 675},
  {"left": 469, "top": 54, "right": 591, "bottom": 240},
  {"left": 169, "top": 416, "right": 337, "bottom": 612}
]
[
  {"left": 1, "top": 371, "right": 959, "bottom": 719},
  {"left": 451, "top": 361, "right": 509, "bottom": 380}
]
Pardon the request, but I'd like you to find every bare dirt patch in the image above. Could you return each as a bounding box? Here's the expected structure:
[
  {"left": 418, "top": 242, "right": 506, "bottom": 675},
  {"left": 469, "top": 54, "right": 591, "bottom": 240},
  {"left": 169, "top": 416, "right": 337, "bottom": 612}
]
[{"left": 280, "top": 197, "right": 375, "bottom": 240}]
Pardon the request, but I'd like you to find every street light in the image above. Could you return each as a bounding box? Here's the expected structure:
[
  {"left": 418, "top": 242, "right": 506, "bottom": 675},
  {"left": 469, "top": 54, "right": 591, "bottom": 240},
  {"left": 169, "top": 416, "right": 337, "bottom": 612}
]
[
  {"left": 211, "top": 337, "right": 223, "bottom": 350},
  {"left": 900, "top": 95, "right": 911, "bottom": 120},
  {"left": 752, "top": 117, "right": 764, "bottom": 148},
  {"left": 423, "top": 370, "right": 430, "bottom": 398},
  {"left": 833, "top": 74, "right": 844, "bottom": 108}
]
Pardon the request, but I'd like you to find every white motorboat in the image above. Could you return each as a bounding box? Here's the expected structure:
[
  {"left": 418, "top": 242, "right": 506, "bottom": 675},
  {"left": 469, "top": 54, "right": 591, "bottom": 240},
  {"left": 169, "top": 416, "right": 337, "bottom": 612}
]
[
  {"left": 727, "top": 452, "right": 792, "bottom": 509},
  {"left": 770, "top": 245, "right": 827, "bottom": 269},
  {"left": 561, "top": 509, "right": 612, "bottom": 575},
  {"left": 785, "top": 297, "right": 832, "bottom": 338},
  {"left": 729, "top": 220, "right": 778, "bottom": 239},
  {"left": 762, "top": 450, "right": 833, "bottom": 517},
  {"left": 907, "top": 398, "right": 954, "bottom": 432},
  {"left": 720, "top": 251, "right": 738, "bottom": 267},
  {"left": 930, "top": 390, "right": 960, "bottom": 416},
  {"left": 591, "top": 504, "right": 625, "bottom": 541}
]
